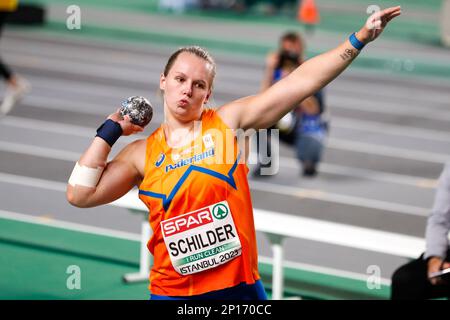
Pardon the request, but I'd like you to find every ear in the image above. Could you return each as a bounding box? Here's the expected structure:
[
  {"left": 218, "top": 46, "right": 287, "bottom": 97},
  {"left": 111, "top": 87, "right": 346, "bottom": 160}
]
[{"left": 159, "top": 73, "right": 166, "bottom": 91}]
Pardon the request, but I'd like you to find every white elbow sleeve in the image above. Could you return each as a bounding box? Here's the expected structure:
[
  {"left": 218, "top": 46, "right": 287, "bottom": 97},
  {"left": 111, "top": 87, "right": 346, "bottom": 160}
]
[{"left": 68, "top": 162, "right": 104, "bottom": 188}]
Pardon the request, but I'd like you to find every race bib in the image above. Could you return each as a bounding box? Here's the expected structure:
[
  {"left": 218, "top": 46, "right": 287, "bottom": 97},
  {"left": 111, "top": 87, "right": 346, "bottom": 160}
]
[{"left": 160, "top": 200, "right": 242, "bottom": 275}]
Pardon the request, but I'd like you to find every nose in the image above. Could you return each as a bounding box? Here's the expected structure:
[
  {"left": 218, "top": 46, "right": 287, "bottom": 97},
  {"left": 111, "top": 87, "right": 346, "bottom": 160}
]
[{"left": 182, "top": 82, "right": 193, "bottom": 97}]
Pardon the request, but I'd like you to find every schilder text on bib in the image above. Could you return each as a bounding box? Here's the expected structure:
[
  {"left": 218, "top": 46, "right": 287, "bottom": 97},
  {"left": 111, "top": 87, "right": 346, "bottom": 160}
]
[{"left": 161, "top": 200, "right": 242, "bottom": 275}]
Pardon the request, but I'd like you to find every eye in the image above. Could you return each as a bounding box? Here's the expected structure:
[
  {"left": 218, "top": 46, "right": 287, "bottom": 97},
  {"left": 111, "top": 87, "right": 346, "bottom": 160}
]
[
  {"left": 175, "top": 76, "right": 184, "bottom": 82},
  {"left": 195, "top": 82, "right": 206, "bottom": 89}
]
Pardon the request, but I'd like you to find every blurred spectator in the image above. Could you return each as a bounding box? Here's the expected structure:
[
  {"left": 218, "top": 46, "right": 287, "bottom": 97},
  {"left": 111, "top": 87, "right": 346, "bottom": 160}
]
[
  {"left": 243, "top": 0, "right": 297, "bottom": 14},
  {"left": 442, "top": 0, "right": 450, "bottom": 47},
  {"left": 295, "top": 89, "right": 326, "bottom": 176},
  {"left": 268, "top": 0, "right": 298, "bottom": 13},
  {"left": 391, "top": 163, "right": 450, "bottom": 300},
  {"left": 0, "top": 0, "right": 30, "bottom": 116},
  {"left": 253, "top": 31, "right": 328, "bottom": 177},
  {"left": 159, "top": 0, "right": 199, "bottom": 13},
  {"left": 196, "top": 0, "right": 298, "bottom": 15}
]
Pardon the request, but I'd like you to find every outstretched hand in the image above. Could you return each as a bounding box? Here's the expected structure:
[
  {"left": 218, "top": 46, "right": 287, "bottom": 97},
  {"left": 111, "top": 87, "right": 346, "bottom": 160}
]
[
  {"left": 357, "top": 6, "right": 402, "bottom": 44},
  {"left": 107, "top": 108, "right": 145, "bottom": 136}
]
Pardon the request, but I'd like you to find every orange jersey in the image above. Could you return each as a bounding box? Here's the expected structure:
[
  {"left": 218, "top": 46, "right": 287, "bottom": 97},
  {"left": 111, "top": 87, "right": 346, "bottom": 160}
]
[{"left": 138, "top": 109, "right": 260, "bottom": 296}]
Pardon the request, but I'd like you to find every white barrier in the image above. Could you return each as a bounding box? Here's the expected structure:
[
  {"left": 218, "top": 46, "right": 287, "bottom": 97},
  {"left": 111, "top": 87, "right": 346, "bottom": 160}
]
[{"left": 112, "top": 189, "right": 426, "bottom": 300}]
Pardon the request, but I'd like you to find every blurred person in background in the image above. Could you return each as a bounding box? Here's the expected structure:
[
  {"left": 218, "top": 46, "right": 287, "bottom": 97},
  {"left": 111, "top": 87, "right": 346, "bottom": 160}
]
[
  {"left": 240, "top": 0, "right": 297, "bottom": 14},
  {"left": 67, "top": 7, "right": 401, "bottom": 300},
  {"left": 159, "top": 0, "right": 199, "bottom": 13},
  {"left": 391, "top": 163, "right": 450, "bottom": 300},
  {"left": 0, "top": 0, "right": 30, "bottom": 116},
  {"left": 0, "top": 0, "right": 31, "bottom": 116},
  {"left": 254, "top": 31, "right": 327, "bottom": 177}
]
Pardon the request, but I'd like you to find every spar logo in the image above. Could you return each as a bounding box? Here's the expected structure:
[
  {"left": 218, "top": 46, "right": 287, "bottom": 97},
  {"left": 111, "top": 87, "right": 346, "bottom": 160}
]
[
  {"left": 212, "top": 203, "right": 228, "bottom": 220},
  {"left": 161, "top": 208, "right": 213, "bottom": 237}
]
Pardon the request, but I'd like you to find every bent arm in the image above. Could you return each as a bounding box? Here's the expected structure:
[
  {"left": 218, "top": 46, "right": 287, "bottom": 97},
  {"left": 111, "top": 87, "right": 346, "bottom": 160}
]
[
  {"left": 67, "top": 110, "right": 145, "bottom": 208},
  {"left": 66, "top": 139, "right": 143, "bottom": 208}
]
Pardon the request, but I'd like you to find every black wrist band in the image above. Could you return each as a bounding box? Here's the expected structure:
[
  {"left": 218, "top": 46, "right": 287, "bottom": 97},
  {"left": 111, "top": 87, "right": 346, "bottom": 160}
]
[{"left": 96, "top": 119, "right": 123, "bottom": 147}]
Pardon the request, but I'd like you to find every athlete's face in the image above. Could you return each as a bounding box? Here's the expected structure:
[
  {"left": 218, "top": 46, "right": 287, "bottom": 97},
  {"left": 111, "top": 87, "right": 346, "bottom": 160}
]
[{"left": 160, "top": 52, "right": 213, "bottom": 122}]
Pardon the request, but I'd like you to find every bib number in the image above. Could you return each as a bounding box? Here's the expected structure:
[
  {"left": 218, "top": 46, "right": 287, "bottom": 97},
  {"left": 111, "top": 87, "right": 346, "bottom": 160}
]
[{"left": 160, "top": 200, "right": 242, "bottom": 275}]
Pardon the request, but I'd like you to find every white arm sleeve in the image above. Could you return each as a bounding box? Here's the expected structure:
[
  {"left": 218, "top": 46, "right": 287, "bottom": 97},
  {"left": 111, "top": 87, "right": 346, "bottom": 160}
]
[{"left": 68, "top": 162, "right": 104, "bottom": 188}]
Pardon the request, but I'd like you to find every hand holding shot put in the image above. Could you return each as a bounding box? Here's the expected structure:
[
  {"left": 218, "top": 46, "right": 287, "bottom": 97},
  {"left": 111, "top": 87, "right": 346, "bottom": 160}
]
[{"left": 67, "top": 96, "right": 152, "bottom": 207}]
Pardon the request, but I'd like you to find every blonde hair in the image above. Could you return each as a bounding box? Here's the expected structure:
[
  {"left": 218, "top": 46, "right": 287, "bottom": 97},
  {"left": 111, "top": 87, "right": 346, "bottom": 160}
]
[{"left": 163, "top": 46, "right": 217, "bottom": 89}]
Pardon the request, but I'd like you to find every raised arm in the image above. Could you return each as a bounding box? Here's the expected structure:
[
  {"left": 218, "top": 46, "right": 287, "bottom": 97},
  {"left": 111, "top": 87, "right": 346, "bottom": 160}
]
[
  {"left": 66, "top": 110, "right": 146, "bottom": 208},
  {"left": 218, "top": 6, "right": 401, "bottom": 130}
]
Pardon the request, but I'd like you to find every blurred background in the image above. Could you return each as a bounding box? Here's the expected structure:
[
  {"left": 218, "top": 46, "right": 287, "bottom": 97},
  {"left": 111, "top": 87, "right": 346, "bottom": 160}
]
[{"left": 0, "top": 0, "right": 449, "bottom": 299}]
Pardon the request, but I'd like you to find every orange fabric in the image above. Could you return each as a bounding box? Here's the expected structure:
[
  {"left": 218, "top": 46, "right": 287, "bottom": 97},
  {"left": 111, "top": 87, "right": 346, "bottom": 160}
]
[{"left": 139, "top": 109, "right": 260, "bottom": 296}]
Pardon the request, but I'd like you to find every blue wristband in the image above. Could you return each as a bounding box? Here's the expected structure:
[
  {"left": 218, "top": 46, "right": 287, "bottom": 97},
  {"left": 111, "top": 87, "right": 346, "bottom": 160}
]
[
  {"left": 96, "top": 119, "right": 123, "bottom": 147},
  {"left": 349, "top": 32, "right": 365, "bottom": 50}
]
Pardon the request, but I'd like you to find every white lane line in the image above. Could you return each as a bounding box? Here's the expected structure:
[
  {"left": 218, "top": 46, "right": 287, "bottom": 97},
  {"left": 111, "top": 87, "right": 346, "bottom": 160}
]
[
  {"left": 10, "top": 51, "right": 450, "bottom": 119},
  {"left": 330, "top": 81, "right": 450, "bottom": 107},
  {"left": 11, "top": 94, "right": 450, "bottom": 163},
  {"left": 7, "top": 97, "right": 450, "bottom": 163},
  {"left": 332, "top": 116, "right": 450, "bottom": 143},
  {"left": 21, "top": 75, "right": 146, "bottom": 100},
  {"left": 0, "top": 120, "right": 440, "bottom": 189},
  {"left": 7, "top": 45, "right": 450, "bottom": 100},
  {"left": 1, "top": 116, "right": 438, "bottom": 188},
  {"left": 1, "top": 116, "right": 97, "bottom": 138},
  {"left": 0, "top": 172, "right": 66, "bottom": 192},
  {"left": 14, "top": 91, "right": 450, "bottom": 145},
  {"left": 10, "top": 54, "right": 450, "bottom": 123},
  {"left": 3, "top": 39, "right": 165, "bottom": 69},
  {"left": 0, "top": 170, "right": 430, "bottom": 217},
  {"left": 6, "top": 31, "right": 450, "bottom": 108},
  {"left": 7, "top": 37, "right": 444, "bottom": 102},
  {"left": 0, "top": 141, "right": 80, "bottom": 162},
  {"left": 7, "top": 53, "right": 258, "bottom": 95},
  {"left": 6, "top": 54, "right": 154, "bottom": 84},
  {"left": 278, "top": 156, "right": 438, "bottom": 189},
  {"left": 257, "top": 256, "right": 391, "bottom": 286},
  {"left": 250, "top": 180, "right": 429, "bottom": 217},
  {"left": 0, "top": 208, "right": 141, "bottom": 241},
  {"left": 4, "top": 43, "right": 257, "bottom": 83},
  {"left": 329, "top": 95, "right": 450, "bottom": 122},
  {"left": 0, "top": 116, "right": 147, "bottom": 142},
  {"left": 20, "top": 93, "right": 450, "bottom": 163},
  {"left": 20, "top": 95, "right": 113, "bottom": 115},
  {"left": 0, "top": 172, "right": 145, "bottom": 213},
  {"left": 328, "top": 138, "right": 449, "bottom": 164},
  {"left": 16, "top": 60, "right": 258, "bottom": 102}
]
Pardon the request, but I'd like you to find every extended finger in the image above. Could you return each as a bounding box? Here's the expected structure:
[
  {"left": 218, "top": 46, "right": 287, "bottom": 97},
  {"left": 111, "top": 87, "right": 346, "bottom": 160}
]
[
  {"left": 382, "top": 6, "right": 401, "bottom": 16},
  {"left": 376, "top": 6, "right": 401, "bottom": 22},
  {"left": 386, "top": 11, "right": 402, "bottom": 22}
]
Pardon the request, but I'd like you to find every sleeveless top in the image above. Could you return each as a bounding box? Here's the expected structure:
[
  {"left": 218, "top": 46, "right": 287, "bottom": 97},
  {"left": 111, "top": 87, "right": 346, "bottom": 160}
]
[{"left": 138, "top": 109, "right": 260, "bottom": 296}]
